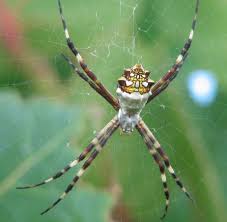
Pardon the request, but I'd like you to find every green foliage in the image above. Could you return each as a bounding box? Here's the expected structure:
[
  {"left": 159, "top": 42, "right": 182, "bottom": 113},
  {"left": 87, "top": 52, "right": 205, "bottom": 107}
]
[
  {"left": 0, "top": 92, "right": 113, "bottom": 222},
  {"left": 0, "top": 0, "right": 227, "bottom": 221}
]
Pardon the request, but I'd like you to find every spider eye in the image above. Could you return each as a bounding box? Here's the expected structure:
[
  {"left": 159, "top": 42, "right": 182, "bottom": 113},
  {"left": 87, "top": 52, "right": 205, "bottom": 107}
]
[
  {"left": 145, "top": 71, "right": 151, "bottom": 77},
  {"left": 118, "top": 78, "right": 126, "bottom": 87},
  {"left": 124, "top": 69, "right": 131, "bottom": 78},
  {"left": 148, "top": 79, "right": 155, "bottom": 87}
]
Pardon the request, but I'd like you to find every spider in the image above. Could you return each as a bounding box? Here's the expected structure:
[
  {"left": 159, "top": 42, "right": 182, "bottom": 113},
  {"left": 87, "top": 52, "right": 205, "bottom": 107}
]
[{"left": 17, "top": 0, "right": 199, "bottom": 219}]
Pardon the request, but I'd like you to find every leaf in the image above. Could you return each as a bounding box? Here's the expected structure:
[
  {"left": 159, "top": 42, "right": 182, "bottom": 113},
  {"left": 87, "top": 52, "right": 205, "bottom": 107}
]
[{"left": 0, "top": 91, "right": 114, "bottom": 222}]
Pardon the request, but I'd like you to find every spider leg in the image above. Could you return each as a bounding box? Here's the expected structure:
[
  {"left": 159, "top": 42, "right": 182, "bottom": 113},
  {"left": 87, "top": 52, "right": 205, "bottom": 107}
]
[
  {"left": 136, "top": 122, "right": 170, "bottom": 219},
  {"left": 57, "top": 0, "right": 119, "bottom": 110},
  {"left": 17, "top": 137, "right": 97, "bottom": 189},
  {"left": 40, "top": 116, "right": 119, "bottom": 215},
  {"left": 17, "top": 116, "right": 118, "bottom": 189},
  {"left": 137, "top": 120, "right": 193, "bottom": 201},
  {"left": 62, "top": 54, "right": 118, "bottom": 110},
  {"left": 147, "top": 0, "right": 199, "bottom": 103},
  {"left": 149, "top": 53, "right": 188, "bottom": 100}
]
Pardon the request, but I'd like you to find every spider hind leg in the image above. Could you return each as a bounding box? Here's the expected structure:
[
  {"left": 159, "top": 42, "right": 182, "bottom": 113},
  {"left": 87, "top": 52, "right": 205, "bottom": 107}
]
[
  {"left": 136, "top": 123, "right": 170, "bottom": 219},
  {"left": 137, "top": 120, "right": 193, "bottom": 201},
  {"left": 40, "top": 116, "right": 119, "bottom": 215},
  {"left": 16, "top": 143, "right": 94, "bottom": 190}
]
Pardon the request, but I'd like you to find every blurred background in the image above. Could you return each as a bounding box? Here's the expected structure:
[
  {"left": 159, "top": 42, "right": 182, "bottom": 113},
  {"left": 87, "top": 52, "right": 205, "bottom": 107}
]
[{"left": 0, "top": 0, "right": 226, "bottom": 221}]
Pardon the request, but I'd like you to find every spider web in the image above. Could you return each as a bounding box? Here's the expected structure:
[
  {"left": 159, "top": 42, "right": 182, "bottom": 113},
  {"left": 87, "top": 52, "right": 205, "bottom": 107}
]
[{"left": 0, "top": 0, "right": 227, "bottom": 221}]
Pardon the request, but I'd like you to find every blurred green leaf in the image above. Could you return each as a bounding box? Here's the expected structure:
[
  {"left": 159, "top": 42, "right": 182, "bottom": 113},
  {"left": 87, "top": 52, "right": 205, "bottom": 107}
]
[
  {"left": 1, "top": 0, "right": 227, "bottom": 221},
  {"left": 0, "top": 91, "right": 114, "bottom": 222}
]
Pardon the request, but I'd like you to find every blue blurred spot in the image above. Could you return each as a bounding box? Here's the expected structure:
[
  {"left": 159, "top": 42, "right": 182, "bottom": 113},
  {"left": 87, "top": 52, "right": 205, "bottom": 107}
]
[{"left": 187, "top": 70, "right": 218, "bottom": 107}]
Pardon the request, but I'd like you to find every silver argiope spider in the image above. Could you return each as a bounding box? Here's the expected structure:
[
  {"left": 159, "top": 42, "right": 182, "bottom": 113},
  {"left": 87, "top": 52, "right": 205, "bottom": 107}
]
[{"left": 17, "top": 0, "right": 200, "bottom": 219}]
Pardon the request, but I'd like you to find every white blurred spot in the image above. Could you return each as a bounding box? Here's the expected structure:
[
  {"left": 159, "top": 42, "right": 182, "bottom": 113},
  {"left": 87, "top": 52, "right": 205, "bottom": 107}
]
[{"left": 187, "top": 70, "right": 218, "bottom": 107}]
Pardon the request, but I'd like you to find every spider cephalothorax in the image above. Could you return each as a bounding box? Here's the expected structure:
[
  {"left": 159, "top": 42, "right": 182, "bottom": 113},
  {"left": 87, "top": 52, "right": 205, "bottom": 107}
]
[
  {"left": 116, "top": 64, "right": 155, "bottom": 133},
  {"left": 17, "top": 0, "right": 199, "bottom": 219},
  {"left": 118, "top": 64, "right": 155, "bottom": 95}
]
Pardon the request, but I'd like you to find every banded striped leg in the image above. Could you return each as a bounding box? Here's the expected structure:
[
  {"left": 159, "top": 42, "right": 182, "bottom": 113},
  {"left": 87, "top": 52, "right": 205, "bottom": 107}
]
[
  {"left": 17, "top": 116, "right": 119, "bottom": 190},
  {"left": 137, "top": 120, "right": 192, "bottom": 201},
  {"left": 41, "top": 116, "right": 119, "bottom": 215},
  {"left": 149, "top": 54, "right": 187, "bottom": 100},
  {"left": 136, "top": 123, "right": 170, "bottom": 219},
  {"left": 62, "top": 54, "right": 118, "bottom": 111},
  {"left": 16, "top": 142, "right": 94, "bottom": 189},
  {"left": 148, "top": 0, "right": 199, "bottom": 103},
  {"left": 57, "top": 0, "right": 119, "bottom": 110}
]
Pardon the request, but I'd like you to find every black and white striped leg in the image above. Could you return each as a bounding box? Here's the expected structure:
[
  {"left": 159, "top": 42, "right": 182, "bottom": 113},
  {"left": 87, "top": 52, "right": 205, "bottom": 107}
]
[
  {"left": 148, "top": 0, "right": 199, "bottom": 102},
  {"left": 61, "top": 54, "right": 118, "bottom": 110},
  {"left": 157, "top": 146, "right": 193, "bottom": 201},
  {"left": 17, "top": 116, "right": 119, "bottom": 190},
  {"left": 57, "top": 0, "right": 119, "bottom": 110},
  {"left": 148, "top": 53, "right": 188, "bottom": 101},
  {"left": 17, "top": 140, "right": 97, "bottom": 189},
  {"left": 41, "top": 116, "right": 119, "bottom": 215},
  {"left": 138, "top": 120, "right": 193, "bottom": 201},
  {"left": 136, "top": 123, "right": 170, "bottom": 219}
]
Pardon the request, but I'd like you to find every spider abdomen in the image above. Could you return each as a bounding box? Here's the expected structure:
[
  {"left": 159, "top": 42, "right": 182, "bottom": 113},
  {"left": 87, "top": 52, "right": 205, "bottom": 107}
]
[{"left": 116, "top": 87, "right": 151, "bottom": 133}]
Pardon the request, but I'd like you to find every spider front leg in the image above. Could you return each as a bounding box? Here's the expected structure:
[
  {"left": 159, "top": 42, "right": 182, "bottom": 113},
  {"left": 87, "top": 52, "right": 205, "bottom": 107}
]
[
  {"left": 62, "top": 54, "right": 119, "bottom": 110},
  {"left": 148, "top": 0, "right": 199, "bottom": 103},
  {"left": 57, "top": 0, "right": 119, "bottom": 110},
  {"left": 40, "top": 116, "right": 119, "bottom": 215},
  {"left": 137, "top": 120, "right": 193, "bottom": 201}
]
